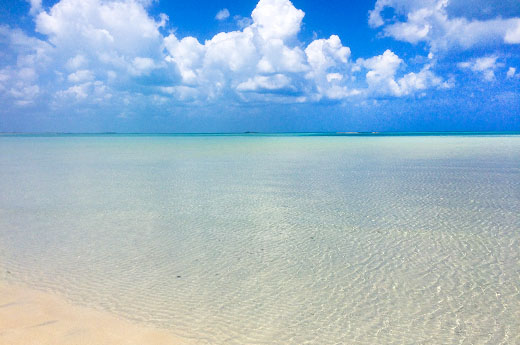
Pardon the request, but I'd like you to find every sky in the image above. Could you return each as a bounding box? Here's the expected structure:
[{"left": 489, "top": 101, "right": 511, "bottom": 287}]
[{"left": 0, "top": 0, "right": 519, "bottom": 133}]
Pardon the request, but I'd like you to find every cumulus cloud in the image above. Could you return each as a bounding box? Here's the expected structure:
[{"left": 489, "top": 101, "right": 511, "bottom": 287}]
[
  {"left": 215, "top": 9, "right": 230, "bottom": 21},
  {"left": 356, "top": 49, "right": 448, "bottom": 97},
  {"left": 359, "top": 50, "right": 403, "bottom": 96},
  {"left": 1, "top": 0, "right": 454, "bottom": 111},
  {"left": 506, "top": 67, "right": 517, "bottom": 79},
  {"left": 304, "top": 35, "right": 354, "bottom": 100},
  {"left": 57, "top": 80, "right": 111, "bottom": 101},
  {"left": 34, "top": 0, "right": 166, "bottom": 76},
  {"left": 505, "top": 20, "right": 520, "bottom": 44},
  {"left": 164, "top": 0, "right": 310, "bottom": 100},
  {"left": 369, "top": 0, "right": 520, "bottom": 52},
  {"left": 251, "top": 0, "right": 304, "bottom": 41},
  {"left": 67, "top": 69, "right": 94, "bottom": 83},
  {"left": 0, "top": 26, "right": 50, "bottom": 106},
  {"left": 66, "top": 54, "right": 88, "bottom": 71},
  {"left": 236, "top": 74, "right": 293, "bottom": 92},
  {"left": 31, "top": 0, "right": 171, "bottom": 103},
  {"left": 458, "top": 55, "right": 502, "bottom": 81},
  {"left": 27, "top": 0, "right": 42, "bottom": 16},
  {"left": 164, "top": 0, "right": 420, "bottom": 102}
]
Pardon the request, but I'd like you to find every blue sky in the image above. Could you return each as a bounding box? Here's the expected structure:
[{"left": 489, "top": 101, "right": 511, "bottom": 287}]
[{"left": 0, "top": 0, "right": 519, "bottom": 132}]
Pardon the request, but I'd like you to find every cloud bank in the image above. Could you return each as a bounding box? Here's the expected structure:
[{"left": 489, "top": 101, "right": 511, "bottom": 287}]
[
  {"left": 0, "top": 0, "right": 518, "bottom": 113},
  {"left": 369, "top": 0, "right": 520, "bottom": 52}
]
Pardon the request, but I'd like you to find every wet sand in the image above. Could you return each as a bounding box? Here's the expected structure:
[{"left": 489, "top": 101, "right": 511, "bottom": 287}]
[{"left": 0, "top": 282, "right": 190, "bottom": 345}]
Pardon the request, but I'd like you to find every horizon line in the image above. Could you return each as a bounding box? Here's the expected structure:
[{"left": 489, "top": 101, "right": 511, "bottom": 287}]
[{"left": 1, "top": 130, "right": 520, "bottom": 136}]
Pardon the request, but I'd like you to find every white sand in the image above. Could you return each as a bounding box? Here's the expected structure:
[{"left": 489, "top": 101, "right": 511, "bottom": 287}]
[{"left": 0, "top": 282, "right": 191, "bottom": 345}]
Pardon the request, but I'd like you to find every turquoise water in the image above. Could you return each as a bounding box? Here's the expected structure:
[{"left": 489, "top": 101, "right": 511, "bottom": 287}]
[{"left": 0, "top": 134, "right": 519, "bottom": 344}]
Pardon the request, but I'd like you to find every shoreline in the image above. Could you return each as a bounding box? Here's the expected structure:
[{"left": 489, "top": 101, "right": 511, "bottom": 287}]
[{"left": 0, "top": 281, "right": 191, "bottom": 345}]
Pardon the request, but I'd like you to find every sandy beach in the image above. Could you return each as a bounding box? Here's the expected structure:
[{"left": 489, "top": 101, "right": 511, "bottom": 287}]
[{"left": 0, "top": 282, "right": 189, "bottom": 345}]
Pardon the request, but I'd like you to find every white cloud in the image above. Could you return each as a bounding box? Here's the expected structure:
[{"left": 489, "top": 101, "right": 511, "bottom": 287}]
[
  {"left": 26, "top": 0, "right": 171, "bottom": 105},
  {"left": 236, "top": 74, "right": 292, "bottom": 92},
  {"left": 0, "top": 26, "right": 49, "bottom": 106},
  {"left": 505, "top": 20, "right": 520, "bottom": 43},
  {"left": 35, "top": 0, "right": 165, "bottom": 60},
  {"left": 397, "top": 66, "right": 449, "bottom": 95},
  {"left": 131, "top": 57, "right": 157, "bottom": 76},
  {"left": 357, "top": 49, "right": 447, "bottom": 96},
  {"left": 369, "top": 0, "right": 520, "bottom": 52},
  {"left": 164, "top": 35, "right": 204, "bottom": 85},
  {"left": 506, "top": 67, "right": 517, "bottom": 79},
  {"left": 9, "top": 84, "right": 40, "bottom": 106},
  {"left": 251, "top": 0, "right": 305, "bottom": 41},
  {"left": 27, "top": 0, "right": 42, "bottom": 16},
  {"left": 58, "top": 83, "right": 90, "bottom": 100},
  {"left": 215, "top": 9, "right": 230, "bottom": 21},
  {"left": 57, "top": 80, "right": 110, "bottom": 101},
  {"left": 234, "top": 16, "right": 253, "bottom": 29},
  {"left": 163, "top": 0, "right": 310, "bottom": 99},
  {"left": 258, "top": 39, "right": 307, "bottom": 73},
  {"left": 66, "top": 55, "right": 88, "bottom": 71},
  {"left": 305, "top": 35, "right": 350, "bottom": 72},
  {"left": 458, "top": 55, "right": 502, "bottom": 81},
  {"left": 204, "top": 30, "right": 258, "bottom": 73},
  {"left": 1, "top": 0, "right": 454, "bottom": 110},
  {"left": 159, "top": 86, "right": 200, "bottom": 101},
  {"left": 304, "top": 35, "right": 353, "bottom": 100},
  {"left": 359, "top": 50, "right": 403, "bottom": 96},
  {"left": 18, "top": 67, "right": 37, "bottom": 81},
  {"left": 67, "top": 69, "right": 94, "bottom": 83}
]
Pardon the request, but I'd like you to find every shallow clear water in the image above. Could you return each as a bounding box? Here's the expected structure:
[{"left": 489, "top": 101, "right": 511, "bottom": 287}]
[{"left": 0, "top": 134, "right": 519, "bottom": 344}]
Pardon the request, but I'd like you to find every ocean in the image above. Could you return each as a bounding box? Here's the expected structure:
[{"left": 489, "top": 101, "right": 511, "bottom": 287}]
[{"left": 0, "top": 133, "right": 519, "bottom": 344}]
